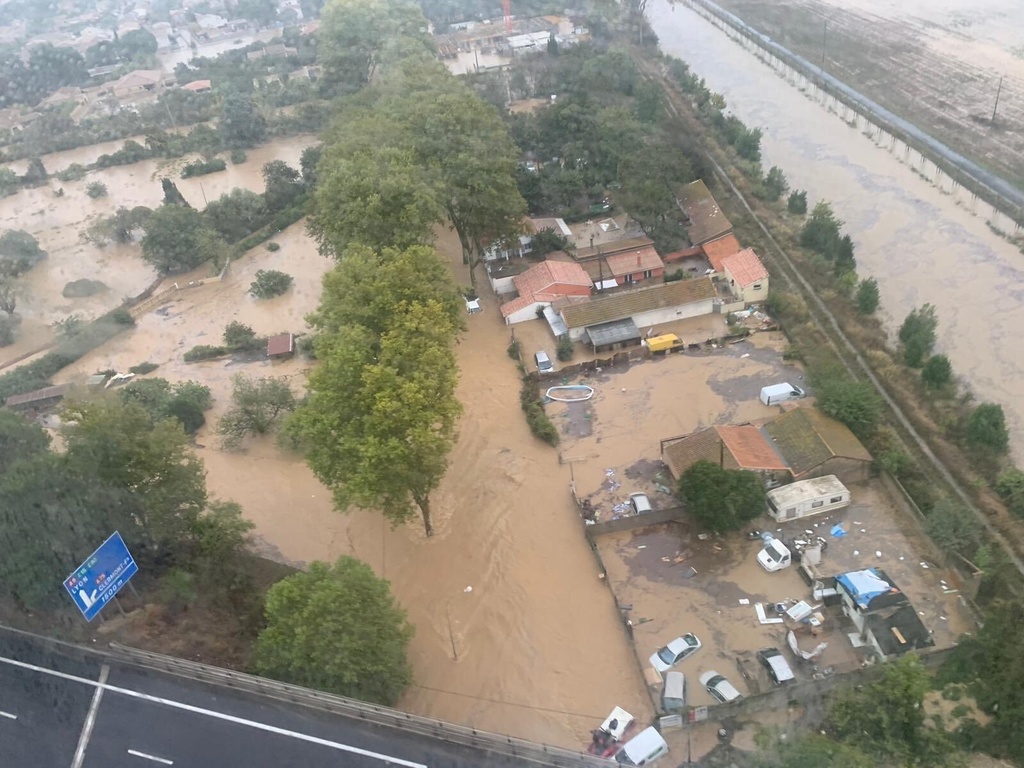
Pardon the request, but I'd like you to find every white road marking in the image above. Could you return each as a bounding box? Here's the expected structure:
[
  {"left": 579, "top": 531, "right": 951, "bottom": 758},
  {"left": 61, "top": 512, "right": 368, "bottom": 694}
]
[
  {"left": 0, "top": 711, "right": 17, "bottom": 720},
  {"left": 0, "top": 656, "right": 427, "bottom": 768},
  {"left": 127, "top": 748, "right": 174, "bottom": 765},
  {"left": 71, "top": 664, "right": 109, "bottom": 768}
]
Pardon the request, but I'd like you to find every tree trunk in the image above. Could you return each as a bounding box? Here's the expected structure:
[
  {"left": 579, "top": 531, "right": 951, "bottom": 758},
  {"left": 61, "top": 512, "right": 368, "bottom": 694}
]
[{"left": 413, "top": 493, "right": 434, "bottom": 537}]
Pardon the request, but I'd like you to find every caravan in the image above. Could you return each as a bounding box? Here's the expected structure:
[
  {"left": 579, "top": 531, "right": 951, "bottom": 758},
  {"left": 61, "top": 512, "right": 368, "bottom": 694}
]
[{"left": 766, "top": 476, "right": 850, "bottom": 522}]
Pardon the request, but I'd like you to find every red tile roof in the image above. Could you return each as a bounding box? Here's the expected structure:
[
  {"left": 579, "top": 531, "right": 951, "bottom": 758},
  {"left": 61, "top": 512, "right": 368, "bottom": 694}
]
[
  {"left": 701, "top": 234, "right": 742, "bottom": 273},
  {"left": 717, "top": 425, "right": 788, "bottom": 470},
  {"left": 662, "top": 246, "right": 704, "bottom": 263},
  {"left": 722, "top": 248, "right": 769, "bottom": 287},
  {"left": 513, "top": 260, "right": 591, "bottom": 298},
  {"left": 604, "top": 245, "right": 665, "bottom": 278},
  {"left": 182, "top": 79, "right": 212, "bottom": 91}
]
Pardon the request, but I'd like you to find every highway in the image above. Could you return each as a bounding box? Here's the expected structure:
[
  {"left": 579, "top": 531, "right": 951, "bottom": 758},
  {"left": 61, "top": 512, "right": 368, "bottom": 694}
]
[{"left": 0, "top": 630, "right": 589, "bottom": 767}]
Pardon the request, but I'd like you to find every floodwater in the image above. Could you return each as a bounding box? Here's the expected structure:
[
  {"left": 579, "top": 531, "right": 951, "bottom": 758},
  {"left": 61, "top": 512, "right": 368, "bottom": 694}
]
[
  {"left": 649, "top": 0, "right": 1024, "bottom": 461},
  {"left": 40, "top": 164, "right": 653, "bottom": 747}
]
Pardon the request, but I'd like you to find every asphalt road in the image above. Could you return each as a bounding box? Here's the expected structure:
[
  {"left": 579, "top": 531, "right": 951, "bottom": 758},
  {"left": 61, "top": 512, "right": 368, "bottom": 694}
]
[{"left": 0, "top": 629, "right": 571, "bottom": 768}]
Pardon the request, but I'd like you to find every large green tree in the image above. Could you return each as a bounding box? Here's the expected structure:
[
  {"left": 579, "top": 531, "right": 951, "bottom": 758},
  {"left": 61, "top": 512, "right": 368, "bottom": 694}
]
[
  {"left": 254, "top": 557, "right": 413, "bottom": 704},
  {"left": 308, "top": 142, "right": 443, "bottom": 255},
  {"left": 218, "top": 91, "right": 267, "bottom": 149},
  {"left": 141, "top": 205, "right": 224, "bottom": 273},
  {"left": 815, "top": 375, "right": 882, "bottom": 438},
  {"left": 202, "top": 188, "right": 268, "bottom": 242},
  {"left": 676, "top": 460, "right": 765, "bottom": 531},
  {"left": 899, "top": 304, "right": 938, "bottom": 368},
  {"left": 61, "top": 398, "right": 208, "bottom": 558},
  {"left": 829, "top": 655, "right": 962, "bottom": 767},
  {"left": 317, "top": 0, "right": 432, "bottom": 93},
  {"left": 966, "top": 402, "right": 1009, "bottom": 454}
]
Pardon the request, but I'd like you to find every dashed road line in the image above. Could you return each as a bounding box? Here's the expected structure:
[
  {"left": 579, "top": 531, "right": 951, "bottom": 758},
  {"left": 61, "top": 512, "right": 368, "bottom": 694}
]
[
  {"left": 0, "top": 655, "right": 427, "bottom": 768},
  {"left": 128, "top": 748, "right": 174, "bottom": 765}
]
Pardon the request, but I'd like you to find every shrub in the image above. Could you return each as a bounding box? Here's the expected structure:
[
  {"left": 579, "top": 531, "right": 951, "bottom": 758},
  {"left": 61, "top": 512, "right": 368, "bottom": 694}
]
[
  {"left": 763, "top": 166, "right": 789, "bottom": 201},
  {"left": 787, "top": 190, "right": 808, "bottom": 214},
  {"left": 899, "top": 304, "right": 938, "bottom": 368},
  {"left": 85, "top": 181, "right": 108, "bottom": 198},
  {"left": 181, "top": 158, "right": 227, "bottom": 178},
  {"left": 129, "top": 362, "right": 159, "bottom": 375},
  {"left": 62, "top": 278, "right": 107, "bottom": 298},
  {"left": 110, "top": 307, "right": 135, "bottom": 325},
  {"left": 217, "top": 374, "right": 297, "bottom": 449},
  {"left": 519, "top": 378, "right": 558, "bottom": 446},
  {"left": 230, "top": 149, "right": 247, "bottom": 164},
  {"left": 921, "top": 355, "right": 953, "bottom": 390},
  {"left": 996, "top": 469, "right": 1024, "bottom": 517},
  {"left": 296, "top": 334, "right": 317, "bottom": 359},
  {"left": 223, "top": 321, "right": 262, "bottom": 351},
  {"left": 55, "top": 164, "right": 87, "bottom": 182},
  {"left": 0, "top": 229, "right": 47, "bottom": 276},
  {"left": 249, "top": 269, "right": 293, "bottom": 299},
  {"left": 815, "top": 373, "right": 882, "bottom": 437},
  {"left": 856, "top": 277, "right": 880, "bottom": 315},
  {"left": 556, "top": 335, "right": 574, "bottom": 362},
  {"left": 184, "top": 344, "right": 228, "bottom": 362},
  {"left": 966, "top": 403, "right": 1009, "bottom": 454},
  {"left": 266, "top": 241, "right": 281, "bottom": 252},
  {"left": 507, "top": 339, "right": 521, "bottom": 360}
]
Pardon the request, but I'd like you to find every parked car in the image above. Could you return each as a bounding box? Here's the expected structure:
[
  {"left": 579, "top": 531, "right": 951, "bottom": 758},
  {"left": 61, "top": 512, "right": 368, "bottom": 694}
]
[
  {"left": 649, "top": 633, "right": 701, "bottom": 673},
  {"left": 615, "top": 727, "right": 669, "bottom": 766},
  {"left": 757, "top": 647, "right": 795, "bottom": 685},
  {"left": 699, "top": 670, "right": 743, "bottom": 704},
  {"left": 628, "top": 492, "right": 653, "bottom": 515},
  {"left": 534, "top": 350, "right": 553, "bottom": 373}
]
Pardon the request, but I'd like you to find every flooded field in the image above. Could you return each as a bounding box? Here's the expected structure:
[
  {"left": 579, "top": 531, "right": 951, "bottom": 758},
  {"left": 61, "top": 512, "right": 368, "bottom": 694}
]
[
  {"left": 709, "top": 0, "right": 1024, "bottom": 188},
  {"left": 20, "top": 144, "right": 653, "bottom": 746},
  {"left": 649, "top": 0, "right": 1024, "bottom": 462}
]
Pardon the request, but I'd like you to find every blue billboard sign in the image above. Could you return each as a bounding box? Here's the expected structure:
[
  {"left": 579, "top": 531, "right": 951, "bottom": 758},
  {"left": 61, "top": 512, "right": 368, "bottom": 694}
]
[{"left": 63, "top": 531, "right": 138, "bottom": 621}]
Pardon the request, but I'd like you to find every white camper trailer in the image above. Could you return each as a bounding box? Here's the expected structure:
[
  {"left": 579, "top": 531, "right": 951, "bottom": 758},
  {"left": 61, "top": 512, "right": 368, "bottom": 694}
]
[{"left": 766, "top": 475, "right": 850, "bottom": 522}]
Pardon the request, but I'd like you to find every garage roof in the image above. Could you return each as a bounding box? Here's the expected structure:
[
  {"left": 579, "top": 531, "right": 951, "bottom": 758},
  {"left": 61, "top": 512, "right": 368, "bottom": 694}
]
[
  {"left": 561, "top": 277, "right": 716, "bottom": 329},
  {"left": 585, "top": 318, "right": 641, "bottom": 348}
]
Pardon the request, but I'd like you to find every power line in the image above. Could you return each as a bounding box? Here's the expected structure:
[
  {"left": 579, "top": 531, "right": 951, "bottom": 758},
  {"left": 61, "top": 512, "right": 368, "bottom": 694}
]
[{"left": 407, "top": 684, "right": 607, "bottom": 722}]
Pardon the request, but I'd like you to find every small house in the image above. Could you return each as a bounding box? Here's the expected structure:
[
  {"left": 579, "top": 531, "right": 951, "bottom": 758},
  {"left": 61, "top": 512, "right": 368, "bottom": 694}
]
[
  {"left": 267, "top": 333, "right": 295, "bottom": 359},
  {"left": 500, "top": 260, "right": 591, "bottom": 324},
  {"left": 721, "top": 248, "right": 769, "bottom": 304},
  {"left": 661, "top": 424, "right": 790, "bottom": 484},
  {"left": 677, "top": 180, "right": 733, "bottom": 246},
  {"left": 836, "top": 568, "right": 933, "bottom": 660}
]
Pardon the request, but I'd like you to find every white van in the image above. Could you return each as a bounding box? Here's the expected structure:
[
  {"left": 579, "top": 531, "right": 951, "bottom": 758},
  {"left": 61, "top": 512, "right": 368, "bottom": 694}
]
[
  {"left": 615, "top": 727, "right": 669, "bottom": 766},
  {"left": 534, "top": 350, "right": 553, "bottom": 373},
  {"left": 661, "top": 671, "right": 686, "bottom": 712},
  {"left": 759, "top": 382, "right": 805, "bottom": 406},
  {"left": 766, "top": 475, "right": 850, "bottom": 522},
  {"left": 757, "top": 535, "right": 792, "bottom": 572}
]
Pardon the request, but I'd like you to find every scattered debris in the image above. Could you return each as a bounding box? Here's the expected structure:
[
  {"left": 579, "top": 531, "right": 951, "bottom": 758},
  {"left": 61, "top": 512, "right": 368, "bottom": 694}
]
[{"left": 738, "top": 598, "right": 750, "bottom": 605}]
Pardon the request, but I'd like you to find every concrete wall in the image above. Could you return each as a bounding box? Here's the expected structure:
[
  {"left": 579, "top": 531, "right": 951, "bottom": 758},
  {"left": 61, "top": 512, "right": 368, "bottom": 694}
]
[
  {"left": 586, "top": 505, "right": 685, "bottom": 536},
  {"left": 633, "top": 297, "right": 716, "bottom": 328},
  {"left": 504, "top": 300, "right": 547, "bottom": 325},
  {"left": 489, "top": 273, "right": 517, "bottom": 294}
]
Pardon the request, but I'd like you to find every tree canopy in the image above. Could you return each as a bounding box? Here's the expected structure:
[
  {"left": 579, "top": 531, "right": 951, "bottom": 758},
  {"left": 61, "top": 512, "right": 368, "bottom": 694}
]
[
  {"left": 676, "top": 460, "right": 766, "bottom": 531},
  {"left": 899, "top": 304, "right": 939, "bottom": 368},
  {"left": 141, "top": 205, "right": 224, "bottom": 273},
  {"left": 253, "top": 557, "right": 414, "bottom": 704}
]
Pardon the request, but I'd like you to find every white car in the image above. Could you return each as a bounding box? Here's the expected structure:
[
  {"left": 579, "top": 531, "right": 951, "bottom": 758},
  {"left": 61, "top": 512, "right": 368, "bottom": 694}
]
[
  {"left": 649, "top": 633, "right": 701, "bottom": 673},
  {"left": 699, "top": 670, "right": 742, "bottom": 704},
  {"left": 628, "top": 492, "right": 653, "bottom": 515}
]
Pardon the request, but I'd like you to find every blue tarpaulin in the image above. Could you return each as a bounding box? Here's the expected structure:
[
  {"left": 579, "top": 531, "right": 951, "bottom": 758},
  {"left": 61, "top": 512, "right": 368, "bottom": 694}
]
[{"left": 830, "top": 524, "right": 846, "bottom": 538}]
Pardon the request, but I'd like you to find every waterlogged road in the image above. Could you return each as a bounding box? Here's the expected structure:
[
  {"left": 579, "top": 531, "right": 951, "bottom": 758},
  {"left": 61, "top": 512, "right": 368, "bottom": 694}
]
[{"left": 648, "top": 0, "right": 1024, "bottom": 460}]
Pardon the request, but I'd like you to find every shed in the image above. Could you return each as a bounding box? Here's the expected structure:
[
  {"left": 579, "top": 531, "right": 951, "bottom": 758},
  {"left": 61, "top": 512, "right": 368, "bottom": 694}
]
[
  {"left": 584, "top": 318, "right": 642, "bottom": 353},
  {"left": 267, "top": 333, "right": 295, "bottom": 358},
  {"left": 836, "top": 568, "right": 933, "bottom": 660},
  {"left": 5, "top": 384, "right": 70, "bottom": 411},
  {"left": 677, "top": 180, "right": 733, "bottom": 245},
  {"left": 762, "top": 407, "right": 872, "bottom": 484}
]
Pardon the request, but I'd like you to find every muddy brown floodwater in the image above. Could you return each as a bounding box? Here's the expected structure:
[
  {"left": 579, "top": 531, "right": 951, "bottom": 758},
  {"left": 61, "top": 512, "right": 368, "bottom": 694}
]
[
  {"left": 649, "top": 0, "right": 1024, "bottom": 462},
  {"left": 35, "top": 176, "right": 652, "bottom": 747}
]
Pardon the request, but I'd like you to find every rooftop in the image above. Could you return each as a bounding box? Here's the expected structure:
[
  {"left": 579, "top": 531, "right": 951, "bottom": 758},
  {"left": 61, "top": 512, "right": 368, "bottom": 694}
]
[
  {"left": 837, "top": 568, "right": 907, "bottom": 613},
  {"left": 111, "top": 69, "right": 163, "bottom": 91},
  {"left": 762, "top": 407, "right": 872, "bottom": 476},
  {"left": 701, "top": 233, "right": 743, "bottom": 273},
  {"left": 865, "top": 604, "right": 934, "bottom": 656},
  {"left": 662, "top": 425, "right": 788, "bottom": 479},
  {"left": 604, "top": 245, "right": 665, "bottom": 278},
  {"left": 5, "top": 384, "right": 70, "bottom": 409},
  {"left": 266, "top": 333, "right": 294, "bottom": 356},
  {"left": 722, "top": 248, "right": 769, "bottom": 287},
  {"left": 585, "top": 318, "right": 641, "bottom": 348},
  {"left": 182, "top": 79, "right": 212, "bottom": 92},
  {"left": 678, "top": 180, "right": 733, "bottom": 246},
  {"left": 574, "top": 235, "right": 654, "bottom": 262},
  {"left": 561, "top": 277, "right": 716, "bottom": 330}
]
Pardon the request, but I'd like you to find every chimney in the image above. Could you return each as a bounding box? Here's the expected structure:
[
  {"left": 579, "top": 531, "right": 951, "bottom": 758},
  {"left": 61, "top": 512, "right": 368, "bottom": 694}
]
[{"left": 636, "top": 252, "right": 641, "bottom": 266}]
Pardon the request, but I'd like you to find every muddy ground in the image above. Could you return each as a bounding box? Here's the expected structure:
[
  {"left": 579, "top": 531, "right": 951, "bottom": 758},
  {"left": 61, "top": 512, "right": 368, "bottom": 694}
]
[{"left": 706, "top": 0, "right": 1024, "bottom": 189}]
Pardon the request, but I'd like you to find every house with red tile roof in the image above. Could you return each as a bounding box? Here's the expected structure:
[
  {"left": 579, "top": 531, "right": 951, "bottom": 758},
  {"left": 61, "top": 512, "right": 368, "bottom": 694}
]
[
  {"left": 500, "top": 260, "right": 592, "bottom": 324},
  {"left": 604, "top": 245, "right": 665, "bottom": 286},
  {"left": 661, "top": 424, "right": 790, "bottom": 485},
  {"left": 701, "top": 233, "right": 743, "bottom": 274},
  {"left": 722, "top": 248, "right": 769, "bottom": 304}
]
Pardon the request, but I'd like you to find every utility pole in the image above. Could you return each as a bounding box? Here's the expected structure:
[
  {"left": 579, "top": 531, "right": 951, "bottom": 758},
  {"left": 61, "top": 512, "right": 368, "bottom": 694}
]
[
  {"left": 820, "top": 20, "right": 827, "bottom": 73},
  {"left": 991, "top": 75, "right": 1004, "bottom": 125}
]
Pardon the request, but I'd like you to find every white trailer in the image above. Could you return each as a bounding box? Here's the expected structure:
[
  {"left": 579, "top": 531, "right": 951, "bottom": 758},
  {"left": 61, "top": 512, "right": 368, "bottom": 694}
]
[
  {"left": 766, "top": 475, "right": 850, "bottom": 522},
  {"left": 760, "top": 382, "right": 806, "bottom": 406}
]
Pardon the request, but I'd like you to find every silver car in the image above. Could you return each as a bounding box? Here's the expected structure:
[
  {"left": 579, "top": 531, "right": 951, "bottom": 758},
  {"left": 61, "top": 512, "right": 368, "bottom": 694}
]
[
  {"left": 628, "top": 492, "right": 653, "bottom": 515},
  {"left": 699, "top": 670, "right": 742, "bottom": 704},
  {"left": 649, "top": 633, "right": 701, "bottom": 673}
]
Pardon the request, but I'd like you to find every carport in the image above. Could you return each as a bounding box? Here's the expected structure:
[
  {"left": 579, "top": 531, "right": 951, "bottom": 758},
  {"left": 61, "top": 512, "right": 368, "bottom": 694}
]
[{"left": 584, "top": 318, "right": 642, "bottom": 353}]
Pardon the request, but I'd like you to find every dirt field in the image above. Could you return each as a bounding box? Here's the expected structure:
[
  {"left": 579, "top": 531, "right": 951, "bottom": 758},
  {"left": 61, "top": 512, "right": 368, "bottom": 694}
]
[{"left": 706, "top": 0, "right": 1024, "bottom": 189}]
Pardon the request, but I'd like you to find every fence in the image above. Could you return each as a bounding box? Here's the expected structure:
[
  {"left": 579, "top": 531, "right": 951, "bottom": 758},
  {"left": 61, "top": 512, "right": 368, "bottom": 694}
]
[
  {"left": 684, "top": 0, "right": 1024, "bottom": 230},
  {"left": 585, "top": 506, "right": 685, "bottom": 536},
  {"left": 106, "top": 644, "right": 613, "bottom": 768}
]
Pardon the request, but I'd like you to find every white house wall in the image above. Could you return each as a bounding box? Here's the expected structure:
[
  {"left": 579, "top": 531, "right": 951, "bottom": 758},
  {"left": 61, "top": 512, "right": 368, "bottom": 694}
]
[
  {"left": 505, "top": 302, "right": 548, "bottom": 325},
  {"left": 489, "top": 274, "right": 517, "bottom": 294},
  {"left": 632, "top": 298, "right": 715, "bottom": 328}
]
